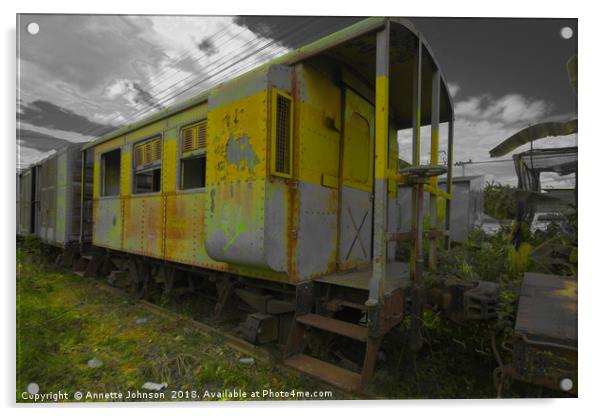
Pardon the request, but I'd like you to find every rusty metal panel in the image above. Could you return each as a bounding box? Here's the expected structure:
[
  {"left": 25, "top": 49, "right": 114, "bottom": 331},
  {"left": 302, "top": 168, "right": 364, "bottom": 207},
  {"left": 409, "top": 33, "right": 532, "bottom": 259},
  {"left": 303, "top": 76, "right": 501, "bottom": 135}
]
[
  {"left": 123, "top": 195, "right": 163, "bottom": 258},
  {"left": 515, "top": 273, "right": 577, "bottom": 346},
  {"left": 164, "top": 192, "right": 217, "bottom": 267}
]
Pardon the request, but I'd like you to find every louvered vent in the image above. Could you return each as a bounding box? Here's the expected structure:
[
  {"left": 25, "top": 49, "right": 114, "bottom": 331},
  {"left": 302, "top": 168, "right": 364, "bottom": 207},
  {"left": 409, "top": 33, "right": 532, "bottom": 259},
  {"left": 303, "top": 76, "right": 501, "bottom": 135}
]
[
  {"left": 134, "top": 137, "right": 162, "bottom": 170},
  {"left": 275, "top": 95, "right": 291, "bottom": 175},
  {"left": 181, "top": 121, "right": 206, "bottom": 156}
]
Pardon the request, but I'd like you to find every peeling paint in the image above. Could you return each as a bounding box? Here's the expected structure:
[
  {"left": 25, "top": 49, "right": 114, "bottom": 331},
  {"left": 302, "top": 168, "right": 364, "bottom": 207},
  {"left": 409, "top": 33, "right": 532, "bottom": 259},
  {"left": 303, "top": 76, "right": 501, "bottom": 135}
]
[{"left": 226, "top": 133, "right": 259, "bottom": 173}]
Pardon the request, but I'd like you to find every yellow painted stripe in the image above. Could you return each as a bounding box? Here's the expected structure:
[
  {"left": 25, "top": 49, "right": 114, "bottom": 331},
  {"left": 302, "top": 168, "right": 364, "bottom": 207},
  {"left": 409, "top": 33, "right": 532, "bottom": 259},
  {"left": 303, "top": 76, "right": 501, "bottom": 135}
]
[{"left": 374, "top": 75, "right": 389, "bottom": 180}]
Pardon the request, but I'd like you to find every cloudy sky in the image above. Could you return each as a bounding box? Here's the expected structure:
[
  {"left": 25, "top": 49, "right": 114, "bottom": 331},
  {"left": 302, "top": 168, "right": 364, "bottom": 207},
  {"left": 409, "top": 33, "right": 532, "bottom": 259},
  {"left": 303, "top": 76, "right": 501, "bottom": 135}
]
[{"left": 16, "top": 15, "right": 577, "bottom": 187}]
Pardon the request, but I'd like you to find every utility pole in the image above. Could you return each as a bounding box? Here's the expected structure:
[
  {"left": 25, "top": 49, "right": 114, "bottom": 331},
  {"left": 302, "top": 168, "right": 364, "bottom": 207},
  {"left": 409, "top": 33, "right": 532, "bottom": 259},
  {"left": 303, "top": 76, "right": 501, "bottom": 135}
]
[{"left": 454, "top": 159, "right": 472, "bottom": 177}]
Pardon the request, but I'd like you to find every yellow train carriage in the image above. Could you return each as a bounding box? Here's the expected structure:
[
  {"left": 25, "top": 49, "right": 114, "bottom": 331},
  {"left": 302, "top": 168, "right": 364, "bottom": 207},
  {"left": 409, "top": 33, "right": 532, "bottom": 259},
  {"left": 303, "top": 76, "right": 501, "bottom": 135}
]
[
  {"left": 79, "top": 17, "right": 476, "bottom": 392},
  {"left": 84, "top": 17, "right": 451, "bottom": 284}
]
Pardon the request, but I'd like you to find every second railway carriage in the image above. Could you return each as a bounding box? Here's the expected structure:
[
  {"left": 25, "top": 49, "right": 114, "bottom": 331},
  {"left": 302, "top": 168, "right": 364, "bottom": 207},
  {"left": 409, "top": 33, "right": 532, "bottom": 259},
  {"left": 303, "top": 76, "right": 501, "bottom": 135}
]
[
  {"left": 17, "top": 143, "right": 93, "bottom": 257},
  {"left": 72, "top": 17, "right": 497, "bottom": 392},
  {"left": 17, "top": 167, "right": 36, "bottom": 236}
]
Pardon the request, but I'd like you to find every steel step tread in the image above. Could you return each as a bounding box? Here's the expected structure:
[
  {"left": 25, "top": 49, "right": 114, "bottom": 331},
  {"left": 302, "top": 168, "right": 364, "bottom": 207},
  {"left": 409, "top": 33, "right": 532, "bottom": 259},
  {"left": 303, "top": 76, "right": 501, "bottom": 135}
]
[
  {"left": 296, "top": 313, "right": 368, "bottom": 342},
  {"left": 284, "top": 353, "right": 361, "bottom": 392},
  {"left": 323, "top": 298, "right": 367, "bottom": 312}
]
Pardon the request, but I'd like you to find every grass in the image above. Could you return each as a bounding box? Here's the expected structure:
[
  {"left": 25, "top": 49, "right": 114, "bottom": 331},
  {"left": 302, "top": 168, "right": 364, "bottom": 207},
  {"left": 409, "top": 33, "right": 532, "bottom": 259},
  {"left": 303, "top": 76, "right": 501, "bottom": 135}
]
[
  {"left": 16, "top": 242, "right": 335, "bottom": 402},
  {"left": 17, "top": 227, "right": 571, "bottom": 402}
]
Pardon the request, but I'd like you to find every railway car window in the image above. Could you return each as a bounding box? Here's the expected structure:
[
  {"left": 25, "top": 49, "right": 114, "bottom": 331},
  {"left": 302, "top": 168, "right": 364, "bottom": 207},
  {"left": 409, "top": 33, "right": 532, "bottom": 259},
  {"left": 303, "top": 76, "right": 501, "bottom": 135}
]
[
  {"left": 272, "top": 91, "right": 292, "bottom": 177},
  {"left": 179, "top": 121, "right": 207, "bottom": 190},
  {"left": 133, "top": 137, "right": 162, "bottom": 194},
  {"left": 101, "top": 149, "right": 121, "bottom": 197}
]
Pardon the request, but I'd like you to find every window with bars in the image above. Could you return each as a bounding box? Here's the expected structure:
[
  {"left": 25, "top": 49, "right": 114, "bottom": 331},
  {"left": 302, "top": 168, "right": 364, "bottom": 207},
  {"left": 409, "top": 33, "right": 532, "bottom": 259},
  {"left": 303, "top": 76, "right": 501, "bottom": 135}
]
[
  {"left": 180, "top": 120, "right": 207, "bottom": 190},
  {"left": 272, "top": 91, "right": 292, "bottom": 177},
  {"left": 133, "top": 137, "right": 162, "bottom": 194}
]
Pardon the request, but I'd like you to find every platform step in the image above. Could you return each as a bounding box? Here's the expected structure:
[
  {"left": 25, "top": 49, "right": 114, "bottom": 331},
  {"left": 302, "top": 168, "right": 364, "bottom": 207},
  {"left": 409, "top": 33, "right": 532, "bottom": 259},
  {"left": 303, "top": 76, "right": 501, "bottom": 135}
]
[
  {"left": 322, "top": 298, "right": 367, "bottom": 312},
  {"left": 73, "top": 271, "right": 85, "bottom": 277},
  {"left": 296, "top": 313, "right": 368, "bottom": 342},
  {"left": 81, "top": 255, "right": 93, "bottom": 261},
  {"left": 284, "top": 353, "right": 361, "bottom": 392}
]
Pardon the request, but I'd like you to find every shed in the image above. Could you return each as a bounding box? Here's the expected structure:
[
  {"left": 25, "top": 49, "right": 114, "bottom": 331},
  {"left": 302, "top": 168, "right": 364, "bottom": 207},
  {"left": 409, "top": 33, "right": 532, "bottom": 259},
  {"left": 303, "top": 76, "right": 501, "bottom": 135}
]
[{"left": 398, "top": 175, "right": 484, "bottom": 242}]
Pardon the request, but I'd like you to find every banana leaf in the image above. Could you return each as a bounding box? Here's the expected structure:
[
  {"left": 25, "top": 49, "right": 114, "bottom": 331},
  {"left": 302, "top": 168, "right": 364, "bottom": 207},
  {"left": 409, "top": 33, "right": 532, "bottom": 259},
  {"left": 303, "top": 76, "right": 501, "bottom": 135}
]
[{"left": 489, "top": 119, "right": 577, "bottom": 157}]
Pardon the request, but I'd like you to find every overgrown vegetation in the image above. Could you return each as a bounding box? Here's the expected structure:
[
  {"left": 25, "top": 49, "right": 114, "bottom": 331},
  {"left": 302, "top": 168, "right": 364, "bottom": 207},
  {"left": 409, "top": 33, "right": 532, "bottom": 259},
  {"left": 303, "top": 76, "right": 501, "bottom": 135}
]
[
  {"left": 16, "top": 240, "right": 331, "bottom": 402},
  {"left": 484, "top": 181, "right": 518, "bottom": 220},
  {"left": 388, "top": 208, "right": 576, "bottom": 398},
  {"left": 17, "top": 210, "right": 577, "bottom": 401}
]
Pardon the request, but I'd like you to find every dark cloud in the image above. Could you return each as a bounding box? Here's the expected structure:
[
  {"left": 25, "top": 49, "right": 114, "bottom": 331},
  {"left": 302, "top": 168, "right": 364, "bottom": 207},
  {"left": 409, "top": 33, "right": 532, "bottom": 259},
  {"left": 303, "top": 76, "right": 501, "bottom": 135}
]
[
  {"left": 18, "top": 100, "right": 115, "bottom": 136},
  {"left": 234, "top": 16, "right": 362, "bottom": 48},
  {"left": 197, "top": 37, "right": 218, "bottom": 56},
  {"left": 409, "top": 17, "right": 577, "bottom": 117},
  {"left": 17, "top": 129, "right": 72, "bottom": 152},
  {"left": 131, "top": 83, "right": 164, "bottom": 111},
  {"left": 19, "top": 15, "right": 167, "bottom": 93}
]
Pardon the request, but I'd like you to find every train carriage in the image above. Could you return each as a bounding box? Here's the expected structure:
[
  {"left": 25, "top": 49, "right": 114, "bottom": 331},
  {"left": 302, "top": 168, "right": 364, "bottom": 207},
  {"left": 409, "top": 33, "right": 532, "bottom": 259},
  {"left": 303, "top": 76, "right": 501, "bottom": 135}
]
[
  {"left": 17, "top": 167, "right": 36, "bottom": 236},
  {"left": 24, "top": 17, "right": 500, "bottom": 393}
]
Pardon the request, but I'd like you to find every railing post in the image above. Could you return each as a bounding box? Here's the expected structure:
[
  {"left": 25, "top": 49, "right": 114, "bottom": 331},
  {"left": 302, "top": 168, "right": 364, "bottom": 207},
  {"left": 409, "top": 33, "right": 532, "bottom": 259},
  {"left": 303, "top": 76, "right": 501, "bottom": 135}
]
[
  {"left": 410, "top": 39, "right": 422, "bottom": 281},
  {"left": 409, "top": 38, "right": 424, "bottom": 352},
  {"left": 445, "top": 116, "right": 454, "bottom": 249},
  {"left": 368, "top": 20, "right": 390, "bottom": 308},
  {"left": 428, "top": 70, "right": 441, "bottom": 271}
]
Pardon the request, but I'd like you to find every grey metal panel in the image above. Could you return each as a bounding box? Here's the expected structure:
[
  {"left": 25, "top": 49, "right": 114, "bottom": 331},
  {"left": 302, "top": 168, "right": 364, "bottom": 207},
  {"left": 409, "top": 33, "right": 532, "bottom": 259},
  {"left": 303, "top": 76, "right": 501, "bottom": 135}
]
[
  {"left": 93, "top": 197, "right": 122, "bottom": 248},
  {"left": 55, "top": 152, "right": 68, "bottom": 244},
  {"left": 208, "top": 65, "right": 292, "bottom": 110},
  {"left": 449, "top": 182, "right": 470, "bottom": 241},
  {"left": 398, "top": 185, "right": 413, "bottom": 234},
  {"left": 296, "top": 181, "right": 338, "bottom": 281},
  {"left": 264, "top": 179, "right": 288, "bottom": 273},
  {"left": 397, "top": 175, "right": 485, "bottom": 242},
  {"left": 17, "top": 171, "right": 34, "bottom": 236},
  {"left": 338, "top": 185, "right": 372, "bottom": 270},
  {"left": 38, "top": 153, "right": 57, "bottom": 244},
  {"left": 34, "top": 143, "right": 84, "bottom": 247},
  {"left": 515, "top": 273, "right": 577, "bottom": 346},
  {"left": 268, "top": 65, "right": 293, "bottom": 94}
]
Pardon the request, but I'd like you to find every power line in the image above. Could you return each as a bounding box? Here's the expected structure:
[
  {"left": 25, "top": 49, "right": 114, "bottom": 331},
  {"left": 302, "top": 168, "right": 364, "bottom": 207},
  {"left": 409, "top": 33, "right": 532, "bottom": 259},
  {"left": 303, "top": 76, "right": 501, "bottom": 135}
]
[{"left": 80, "top": 19, "right": 310, "bottom": 138}]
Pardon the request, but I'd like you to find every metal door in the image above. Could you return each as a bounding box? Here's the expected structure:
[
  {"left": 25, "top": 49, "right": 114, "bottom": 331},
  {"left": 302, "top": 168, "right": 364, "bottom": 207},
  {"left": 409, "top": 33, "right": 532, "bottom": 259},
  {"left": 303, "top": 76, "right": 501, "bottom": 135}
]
[{"left": 338, "top": 88, "right": 375, "bottom": 270}]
